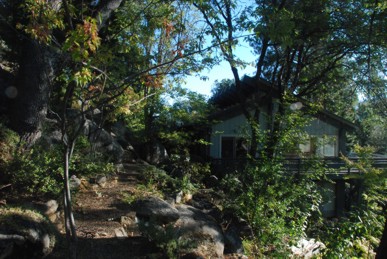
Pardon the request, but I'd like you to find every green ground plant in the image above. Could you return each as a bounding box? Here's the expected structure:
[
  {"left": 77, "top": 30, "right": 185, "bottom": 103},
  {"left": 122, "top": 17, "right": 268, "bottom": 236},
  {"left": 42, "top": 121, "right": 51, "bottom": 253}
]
[
  {"left": 316, "top": 145, "right": 386, "bottom": 258},
  {"left": 0, "top": 123, "right": 19, "bottom": 181},
  {"left": 5, "top": 135, "right": 114, "bottom": 199},
  {"left": 220, "top": 102, "right": 326, "bottom": 257},
  {"left": 137, "top": 219, "right": 194, "bottom": 259}
]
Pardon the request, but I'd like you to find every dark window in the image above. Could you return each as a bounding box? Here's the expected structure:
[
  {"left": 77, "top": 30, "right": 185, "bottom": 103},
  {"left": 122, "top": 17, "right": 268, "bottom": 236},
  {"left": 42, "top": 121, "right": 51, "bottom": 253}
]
[{"left": 221, "top": 137, "right": 248, "bottom": 159}]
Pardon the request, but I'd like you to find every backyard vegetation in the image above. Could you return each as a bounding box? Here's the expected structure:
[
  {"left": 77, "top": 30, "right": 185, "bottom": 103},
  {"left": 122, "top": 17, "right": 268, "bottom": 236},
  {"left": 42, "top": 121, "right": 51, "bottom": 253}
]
[{"left": 0, "top": 0, "right": 386, "bottom": 258}]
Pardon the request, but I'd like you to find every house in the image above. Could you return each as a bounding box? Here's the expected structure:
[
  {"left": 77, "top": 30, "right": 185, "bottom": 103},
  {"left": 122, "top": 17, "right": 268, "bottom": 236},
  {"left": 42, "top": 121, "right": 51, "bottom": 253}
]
[{"left": 207, "top": 76, "right": 359, "bottom": 217}]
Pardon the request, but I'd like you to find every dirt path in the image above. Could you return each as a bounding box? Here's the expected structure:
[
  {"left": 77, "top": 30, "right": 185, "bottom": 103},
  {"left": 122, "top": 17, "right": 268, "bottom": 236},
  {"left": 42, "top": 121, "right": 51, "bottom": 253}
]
[{"left": 48, "top": 164, "right": 161, "bottom": 259}]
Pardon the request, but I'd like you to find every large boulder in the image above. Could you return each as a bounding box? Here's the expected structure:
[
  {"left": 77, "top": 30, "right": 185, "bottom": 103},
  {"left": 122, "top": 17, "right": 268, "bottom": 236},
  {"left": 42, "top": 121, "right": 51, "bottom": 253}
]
[
  {"left": 0, "top": 207, "right": 57, "bottom": 259},
  {"left": 175, "top": 204, "right": 224, "bottom": 258},
  {"left": 135, "top": 197, "right": 225, "bottom": 258},
  {"left": 134, "top": 196, "right": 180, "bottom": 225},
  {"left": 84, "top": 119, "right": 124, "bottom": 162},
  {"left": 145, "top": 141, "right": 169, "bottom": 165}
]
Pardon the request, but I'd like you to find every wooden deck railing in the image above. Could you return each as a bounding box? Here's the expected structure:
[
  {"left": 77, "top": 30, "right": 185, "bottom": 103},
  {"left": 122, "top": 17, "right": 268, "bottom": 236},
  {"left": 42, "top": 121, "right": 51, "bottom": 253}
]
[{"left": 211, "top": 157, "right": 387, "bottom": 176}]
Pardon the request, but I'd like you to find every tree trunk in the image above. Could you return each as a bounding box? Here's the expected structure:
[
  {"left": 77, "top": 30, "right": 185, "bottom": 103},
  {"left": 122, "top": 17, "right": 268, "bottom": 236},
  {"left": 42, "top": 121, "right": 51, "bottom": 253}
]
[
  {"left": 10, "top": 39, "right": 56, "bottom": 148},
  {"left": 63, "top": 143, "right": 77, "bottom": 259}
]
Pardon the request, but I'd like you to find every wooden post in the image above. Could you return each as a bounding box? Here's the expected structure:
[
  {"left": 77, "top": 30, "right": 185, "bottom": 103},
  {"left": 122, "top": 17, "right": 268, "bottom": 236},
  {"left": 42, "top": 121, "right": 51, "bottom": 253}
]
[{"left": 336, "top": 180, "right": 346, "bottom": 217}]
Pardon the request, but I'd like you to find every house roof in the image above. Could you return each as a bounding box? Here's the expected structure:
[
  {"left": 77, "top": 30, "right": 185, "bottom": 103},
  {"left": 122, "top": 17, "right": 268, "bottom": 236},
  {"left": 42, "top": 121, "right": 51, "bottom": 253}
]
[{"left": 209, "top": 76, "right": 358, "bottom": 132}]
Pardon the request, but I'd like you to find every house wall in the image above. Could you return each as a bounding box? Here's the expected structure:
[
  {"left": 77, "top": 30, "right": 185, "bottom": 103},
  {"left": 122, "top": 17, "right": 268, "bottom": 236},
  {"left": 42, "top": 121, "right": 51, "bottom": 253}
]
[
  {"left": 210, "top": 114, "right": 340, "bottom": 158},
  {"left": 210, "top": 107, "right": 270, "bottom": 158},
  {"left": 210, "top": 114, "right": 249, "bottom": 158},
  {"left": 304, "top": 119, "right": 339, "bottom": 136}
]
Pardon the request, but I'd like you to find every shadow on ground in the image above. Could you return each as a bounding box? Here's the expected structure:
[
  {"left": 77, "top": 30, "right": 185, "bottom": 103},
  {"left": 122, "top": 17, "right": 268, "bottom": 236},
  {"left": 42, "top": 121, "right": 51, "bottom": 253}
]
[{"left": 47, "top": 234, "right": 162, "bottom": 259}]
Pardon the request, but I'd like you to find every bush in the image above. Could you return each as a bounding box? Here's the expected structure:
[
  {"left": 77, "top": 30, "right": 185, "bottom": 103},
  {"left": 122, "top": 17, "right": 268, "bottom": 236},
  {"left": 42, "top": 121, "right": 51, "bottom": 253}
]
[
  {"left": 315, "top": 145, "right": 386, "bottom": 257},
  {"left": 221, "top": 158, "right": 324, "bottom": 257},
  {"left": 6, "top": 135, "right": 115, "bottom": 198},
  {"left": 0, "top": 123, "right": 19, "bottom": 179},
  {"left": 7, "top": 146, "right": 63, "bottom": 198}
]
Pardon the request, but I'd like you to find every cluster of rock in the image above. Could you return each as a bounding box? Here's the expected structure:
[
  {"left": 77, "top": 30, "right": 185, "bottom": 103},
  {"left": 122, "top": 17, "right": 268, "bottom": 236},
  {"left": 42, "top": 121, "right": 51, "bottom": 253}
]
[
  {"left": 133, "top": 195, "right": 249, "bottom": 258},
  {"left": 0, "top": 202, "right": 59, "bottom": 259}
]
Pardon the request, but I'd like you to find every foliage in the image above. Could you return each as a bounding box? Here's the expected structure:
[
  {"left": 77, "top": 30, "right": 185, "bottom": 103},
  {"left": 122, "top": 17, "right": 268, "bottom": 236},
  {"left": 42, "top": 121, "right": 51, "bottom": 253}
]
[
  {"left": 314, "top": 145, "right": 386, "bottom": 257},
  {"left": 5, "top": 135, "right": 114, "bottom": 198},
  {"left": 219, "top": 103, "right": 326, "bottom": 256},
  {"left": 356, "top": 102, "right": 387, "bottom": 154},
  {"left": 70, "top": 136, "right": 115, "bottom": 176},
  {"left": 137, "top": 219, "right": 194, "bottom": 259},
  {"left": 123, "top": 160, "right": 210, "bottom": 206},
  {"left": 228, "top": 161, "right": 323, "bottom": 256},
  {"left": 122, "top": 166, "right": 174, "bottom": 204},
  {"left": 0, "top": 206, "right": 58, "bottom": 251},
  {"left": 0, "top": 123, "right": 19, "bottom": 174},
  {"left": 7, "top": 146, "right": 63, "bottom": 198}
]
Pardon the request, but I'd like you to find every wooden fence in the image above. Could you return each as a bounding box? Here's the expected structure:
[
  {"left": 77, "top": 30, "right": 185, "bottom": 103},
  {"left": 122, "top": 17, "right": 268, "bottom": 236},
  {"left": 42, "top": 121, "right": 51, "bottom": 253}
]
[{"left": 211, "top": 157, "right": 387, "bottom": 177}]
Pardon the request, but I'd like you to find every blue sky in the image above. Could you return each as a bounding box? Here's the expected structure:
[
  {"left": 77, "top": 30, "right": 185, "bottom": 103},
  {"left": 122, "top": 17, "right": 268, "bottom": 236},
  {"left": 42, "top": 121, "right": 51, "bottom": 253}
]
[{"left": 182, "top": 43, "right": 257, "bottom": 98}]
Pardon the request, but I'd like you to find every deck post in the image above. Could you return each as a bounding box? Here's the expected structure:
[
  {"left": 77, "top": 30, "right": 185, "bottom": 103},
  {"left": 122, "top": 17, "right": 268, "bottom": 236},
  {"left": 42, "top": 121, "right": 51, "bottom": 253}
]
[{"left": 336, "top": 179, "right": 346, "bottom": 217}]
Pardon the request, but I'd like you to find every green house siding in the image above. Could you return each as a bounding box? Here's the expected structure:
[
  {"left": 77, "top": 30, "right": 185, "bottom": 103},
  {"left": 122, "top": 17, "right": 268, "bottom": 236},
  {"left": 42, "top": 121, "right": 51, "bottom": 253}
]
[
  {"left": 210, "top": 116, "right": 342, "bottom": 159},
  {"left": 210, "top": 114, "right": 249, "bottom": 158},
  {"left": 305, "top": 118, "right": 339, "bottom": 135}
]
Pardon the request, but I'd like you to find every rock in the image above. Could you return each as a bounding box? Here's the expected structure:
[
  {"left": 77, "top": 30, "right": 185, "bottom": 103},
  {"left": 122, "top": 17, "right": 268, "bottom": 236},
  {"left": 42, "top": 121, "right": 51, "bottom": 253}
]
[
  {"left": 204, "top": 175, "right": 219, "bottom": 188},
  {"left": 176, "top": 190, "right": 183, "bottom": 204},
  {"left": 47, "top": 213, "right": 57, "bottom": 223},
  {"left": 134, "top": 196, "right": 180, "bottom": 225},
  {"left": 224, "top": 225, "right": 244, "bottom": 254},
  {"left": 84, "top": 119, "right": 124, "bottom": 162},
  {"left": 114, "top": 227, "right": 128, "bottom": 239},
  {"left": 224, "top": 254, "right": 248, "bottom": 259},
  {"left": 175, "top": 204, "right": 224, "bottom": 258},
  {"left": 41, "top": 130, "right": 62, "bottom": 147},
  {"left": 44, "top": 200, "right": 58, "bottom": 216},
  {"left": 115, "top": 163, "right": 125, "bottom": 173},
  {"left": 0, "top": 207, "right": 57, "bottom": 259},
  {"left": 96, "top": 231, "right": 109, "bottom": 238},
  {"left": 145, "top": 141, "right": 169, "bottom": 165},
  {"left": 69, "top": 175, "right": 81, "bottom": 190},
  {"left": 96, "top": 175, "right": 107, "bottom": 187},
  {"left": 290, "top": 238, "right": 326, "bottom": 258},
  {"left": 120, "top": 216, "right": 133, "bottom": 227}
]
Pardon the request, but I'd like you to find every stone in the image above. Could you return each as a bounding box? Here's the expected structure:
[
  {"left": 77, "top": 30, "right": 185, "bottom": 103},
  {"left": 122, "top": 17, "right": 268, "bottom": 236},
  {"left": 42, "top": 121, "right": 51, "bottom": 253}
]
[
  {"left": 146, "top": 141, "right": 169, "bottom": 164},
  {"left": 176, "top": 190, "right": 183, "bottom": 204},
  {"left": 204, "top": 175, "right": 219, "bottom": 188},
  {"left": 69, "top": 175, "right": 81, "bottom": 190},
  {"left": 115, "top": 163, "right": 125, "bottom": 173},
  {"left": 291, "top": 238, "right": 326, "bottom": 258},
  {"left": 175, "top": 204, "right": 224, "bottom": 258},
  {"left": 0, "top": 207, "right": 57, "bottom": 258},
  {"left": 224, "top": 225, "right": 244, "bottom": 254},
  {"left": 120, "top": 216, "right": 133, "bottom": 227},
  {"left": 44, "top": 200, "right": 58, "bottom": 216},
  {"left": 96, "top": 175, "right": 107, "bottom": 187},
  {"left": 114, "top": 227, "right": 128, "bottom": 239},
  {"left": 134, "top": 196, "right": 180, "bottom": 225},
  {"left": 84, "top": 119, "right": 124, "bottom": 162}
]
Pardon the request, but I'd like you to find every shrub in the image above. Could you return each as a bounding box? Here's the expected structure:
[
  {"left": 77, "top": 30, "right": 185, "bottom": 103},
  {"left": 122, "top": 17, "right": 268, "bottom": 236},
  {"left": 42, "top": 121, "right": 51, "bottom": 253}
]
[
  {"left": 221, "top": 158, "right": 324, "bottom": 257},
  {"left": 0, "top": 123, "right": 19, "bottom": 177},
  {"left": 6, "top": 135, "right": 115, "bottom": 198},
  {"left": 7, "top": 146, "right": 63, "bottom": 198},
  {"left": 315, "top": 145, "right": 386, "bottom": 257}
]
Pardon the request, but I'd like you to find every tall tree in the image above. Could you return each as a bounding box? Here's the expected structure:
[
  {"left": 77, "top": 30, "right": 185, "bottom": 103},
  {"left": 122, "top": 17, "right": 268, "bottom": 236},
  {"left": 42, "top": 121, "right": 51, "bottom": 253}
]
[
  {"left": 0, "top": 0, "right": 125, "bottom": 147},
  {"left": 193, "top": 0, "right": 386, "bottom": 157}
]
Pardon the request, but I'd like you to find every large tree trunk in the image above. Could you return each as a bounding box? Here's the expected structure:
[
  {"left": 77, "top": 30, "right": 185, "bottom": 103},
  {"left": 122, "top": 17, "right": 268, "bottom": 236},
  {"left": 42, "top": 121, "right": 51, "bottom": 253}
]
[{"left": 10, "top": 39, "right": 55, "bottom": 147}]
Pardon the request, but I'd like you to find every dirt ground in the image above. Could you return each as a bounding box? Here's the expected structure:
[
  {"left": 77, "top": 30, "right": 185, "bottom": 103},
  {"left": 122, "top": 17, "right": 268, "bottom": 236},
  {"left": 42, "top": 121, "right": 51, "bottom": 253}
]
[{"left": 47, "top": 164, "right": 163, "bottom": 259}]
